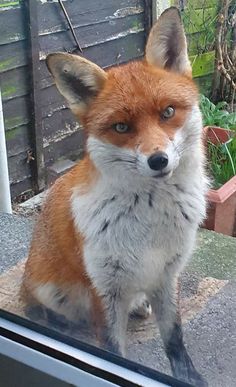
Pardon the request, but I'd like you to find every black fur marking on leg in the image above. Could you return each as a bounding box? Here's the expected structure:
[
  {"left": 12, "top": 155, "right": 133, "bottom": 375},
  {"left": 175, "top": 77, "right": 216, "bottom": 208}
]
[
  {"left": 166, "top": 323, "right": 208, "bottom": 387},
  {"left": 166, "top": 322, "right": 184, "bottom": 359}
]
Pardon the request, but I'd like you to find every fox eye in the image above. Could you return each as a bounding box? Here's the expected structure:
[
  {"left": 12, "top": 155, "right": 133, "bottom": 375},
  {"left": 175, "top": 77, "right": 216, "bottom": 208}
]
[
  {"left": 112, "top": 122, "right": 130, "bottom": 133},
  {"left": 162, "top": 106, "right": 175, "bottom": 119}
]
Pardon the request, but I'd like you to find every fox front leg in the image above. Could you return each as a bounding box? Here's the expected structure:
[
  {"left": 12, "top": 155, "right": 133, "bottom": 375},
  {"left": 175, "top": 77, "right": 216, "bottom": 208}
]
[
  {"left": 151, "top": 271, "right": 208, "bottom": 387},
  {"left": 97, "top": 291, "right": 129, "bottom": 356}
]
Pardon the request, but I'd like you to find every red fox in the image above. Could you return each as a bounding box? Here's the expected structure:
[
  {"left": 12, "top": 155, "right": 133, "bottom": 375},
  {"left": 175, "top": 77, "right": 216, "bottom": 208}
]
[{"left": 23, "top": 7, "right": 208, "bottom": 386}]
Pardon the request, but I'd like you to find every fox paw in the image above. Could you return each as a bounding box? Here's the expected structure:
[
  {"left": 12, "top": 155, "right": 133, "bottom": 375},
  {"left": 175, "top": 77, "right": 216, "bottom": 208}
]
[{"left": 129, "top": 295, "right": 152, "bottom": 319}]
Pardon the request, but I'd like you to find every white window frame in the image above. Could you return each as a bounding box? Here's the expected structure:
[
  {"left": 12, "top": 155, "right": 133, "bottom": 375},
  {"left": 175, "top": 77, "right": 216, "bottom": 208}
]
[{"left": 0, "top": 311, "right": 191, "bottom": 387}]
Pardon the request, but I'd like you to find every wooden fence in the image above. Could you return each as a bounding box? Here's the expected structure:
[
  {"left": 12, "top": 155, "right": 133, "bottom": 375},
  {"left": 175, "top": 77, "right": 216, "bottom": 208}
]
[
  {"left": 0, "top": 0, "right": 151, "bottom": 199},
  {"left": 0, "top": 0, "right": 219, "bottom": 199}
]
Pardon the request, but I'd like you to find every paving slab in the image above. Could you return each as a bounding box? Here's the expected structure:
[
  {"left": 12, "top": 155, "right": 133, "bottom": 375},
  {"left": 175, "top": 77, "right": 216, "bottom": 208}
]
[
  {"left": 127, "top": 280, "right": 236, "bottom": 387},
  {"left": 0, "top": 213, "right": 34, "bottom": 273},
  {"left": 187, "top": 231, "right": 236, "bottom": 280}
]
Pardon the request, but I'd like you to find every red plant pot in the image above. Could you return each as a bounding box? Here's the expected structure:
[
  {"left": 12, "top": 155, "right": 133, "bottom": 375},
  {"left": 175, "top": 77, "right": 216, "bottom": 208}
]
[{"left": 202, "top": 126, "right": 236, "bottom": 236}]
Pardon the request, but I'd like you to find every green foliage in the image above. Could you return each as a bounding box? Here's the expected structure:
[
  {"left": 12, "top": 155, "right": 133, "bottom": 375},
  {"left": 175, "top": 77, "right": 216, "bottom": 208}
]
[
  {"left": 208, "top": 138, "right": 236, "bottom": 188},
  {"left": 181, "top": 6, "right": 218, "bottom": 53},
  {"left": 200, "top": 95, "right": 236, "bottom": 129},
  {"left": 200, "top": 95, "right": 236, "bottom": 187}
]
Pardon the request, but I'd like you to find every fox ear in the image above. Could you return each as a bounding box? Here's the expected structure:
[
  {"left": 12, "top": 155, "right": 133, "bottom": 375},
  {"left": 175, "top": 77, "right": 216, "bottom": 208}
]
[
  {"left": 46, "top": 53, "right": 107, "bottom": 116},
  {"left": 145, "top": 7, "right": 191, "bottom": 77}
]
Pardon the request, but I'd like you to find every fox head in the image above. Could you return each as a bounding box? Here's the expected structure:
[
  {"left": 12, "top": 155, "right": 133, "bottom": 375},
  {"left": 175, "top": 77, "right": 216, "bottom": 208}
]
[{"left": 46, "top": 7, "right": 202, "bottom": 182}]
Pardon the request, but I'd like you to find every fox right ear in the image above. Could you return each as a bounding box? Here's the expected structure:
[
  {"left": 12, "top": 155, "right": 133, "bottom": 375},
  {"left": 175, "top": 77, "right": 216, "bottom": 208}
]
[
  {"left": 145, "top": 7, "right": 192, "bottom": 77},
  {"left": 46, "top": 53, "right": 107, "bottom": 116}
]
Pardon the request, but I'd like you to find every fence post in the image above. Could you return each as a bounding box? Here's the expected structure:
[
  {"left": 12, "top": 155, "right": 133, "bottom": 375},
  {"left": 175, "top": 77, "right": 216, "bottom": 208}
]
[
  {"left": 0, "top": 89, "right": 12, "bottom": 214},
  {"left": 25, "top": 0, "right": 45, "bottom": 193},
  {"left": 155, "top": 0, "right": 171, "bottom": 19}
]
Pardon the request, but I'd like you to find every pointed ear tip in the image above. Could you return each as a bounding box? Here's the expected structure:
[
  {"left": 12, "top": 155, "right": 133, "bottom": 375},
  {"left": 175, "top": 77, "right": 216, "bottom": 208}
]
[
  {"left": 46, "top": 52, "right": 64, "bottom": 72},
  {"left": 160, "top": 6, "right": 181, "bottom": 20},
  {"left": 46, "top": 52, "right": 78, "bottom": 75}
]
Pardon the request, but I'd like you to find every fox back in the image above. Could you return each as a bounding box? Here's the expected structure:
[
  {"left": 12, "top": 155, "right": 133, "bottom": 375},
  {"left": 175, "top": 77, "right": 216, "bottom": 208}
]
[{"left": 23, "top": 8, "right": 208, "bottom": 386}]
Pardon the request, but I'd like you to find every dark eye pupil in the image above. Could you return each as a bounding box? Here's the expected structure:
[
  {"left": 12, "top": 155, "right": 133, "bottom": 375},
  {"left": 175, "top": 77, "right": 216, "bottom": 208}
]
[
  {"left": 163, "top": 106, "right": 175, "bottom": 119},
  {"left": 113, "top": 123, "right": 129, "bottom": 132}
]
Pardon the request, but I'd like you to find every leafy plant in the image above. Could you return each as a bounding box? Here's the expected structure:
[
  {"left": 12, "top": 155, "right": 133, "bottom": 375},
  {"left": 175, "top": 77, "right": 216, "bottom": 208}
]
[
  {"left": 208, "top": 136, "right": 236, "bottom": 188},
  {"left": 199, "top": 95, "right": 236, "bottom": 187},
  {"left": 200, "top": 94, "right": 236, "bottom": 129}
]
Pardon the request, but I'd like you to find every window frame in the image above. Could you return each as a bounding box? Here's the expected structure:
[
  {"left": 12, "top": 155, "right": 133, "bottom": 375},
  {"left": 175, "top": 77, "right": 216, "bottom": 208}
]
[{"left": 0, "top": 310, "right": 191, "bottom": 387}]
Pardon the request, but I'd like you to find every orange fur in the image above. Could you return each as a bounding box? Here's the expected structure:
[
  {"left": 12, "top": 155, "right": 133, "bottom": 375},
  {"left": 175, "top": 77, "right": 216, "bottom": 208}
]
[
  {"left": 23, "top": 156, "right": 100, "bottom": 302},
  {"left": 82, "top": 62, "right": 198, "bottom": 154}
]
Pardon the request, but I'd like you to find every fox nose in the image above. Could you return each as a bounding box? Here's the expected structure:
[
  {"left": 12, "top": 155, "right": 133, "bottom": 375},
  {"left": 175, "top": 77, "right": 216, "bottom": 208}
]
[{"left": 147, "top": 152, "right": 168, "bottom": 171}]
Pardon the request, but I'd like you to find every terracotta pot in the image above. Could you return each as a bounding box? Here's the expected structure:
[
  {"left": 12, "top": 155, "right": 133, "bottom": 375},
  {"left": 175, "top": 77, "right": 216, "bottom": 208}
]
[
  {"left": 203, "top": 125, "right": 231, "bottom": 144},
  {"left": 203, "top": 126, "right": 236, "bottom": 236}
]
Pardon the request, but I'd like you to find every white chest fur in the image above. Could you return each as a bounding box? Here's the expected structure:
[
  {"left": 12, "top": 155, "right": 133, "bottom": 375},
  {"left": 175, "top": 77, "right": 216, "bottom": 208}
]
[{"left": 71, "top": 160, "right": 207, "bottom": 299}]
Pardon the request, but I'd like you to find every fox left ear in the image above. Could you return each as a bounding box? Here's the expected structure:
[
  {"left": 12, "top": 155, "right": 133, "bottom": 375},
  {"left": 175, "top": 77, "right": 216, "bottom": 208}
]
[
  {"left": 46, "top": 52, "right": 107, "bottom": 117},
  {"left": 145, "top": 7, "right": 192, "bottom": 77}
]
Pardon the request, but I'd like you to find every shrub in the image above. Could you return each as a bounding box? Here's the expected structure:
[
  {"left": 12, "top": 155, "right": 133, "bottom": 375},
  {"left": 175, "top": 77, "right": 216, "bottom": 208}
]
[{"left": 200, "top": 95, "right": 236, "bottom": 188}]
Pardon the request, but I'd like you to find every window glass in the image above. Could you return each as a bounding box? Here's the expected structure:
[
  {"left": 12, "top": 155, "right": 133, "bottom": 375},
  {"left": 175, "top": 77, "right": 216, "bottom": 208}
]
[{"left": 0, "top": 1, "right": 235, "bottom": 386}]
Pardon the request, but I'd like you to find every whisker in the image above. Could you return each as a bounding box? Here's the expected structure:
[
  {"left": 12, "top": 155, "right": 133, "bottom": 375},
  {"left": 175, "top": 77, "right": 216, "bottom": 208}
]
[
  {"left": 109, "top": 157, "right": 137, "bottom": 166},
  {"left": 175, "top": 139, "right": 200, "bottom": 154}
]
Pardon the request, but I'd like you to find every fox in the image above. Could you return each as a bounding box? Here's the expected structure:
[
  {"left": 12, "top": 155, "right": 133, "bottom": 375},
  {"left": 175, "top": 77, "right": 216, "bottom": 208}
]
[{"left": 22, "top": 7, "right": 208, "bottom": 386}]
